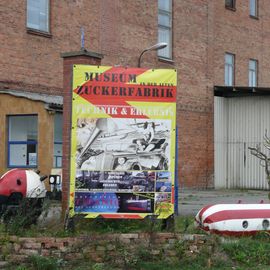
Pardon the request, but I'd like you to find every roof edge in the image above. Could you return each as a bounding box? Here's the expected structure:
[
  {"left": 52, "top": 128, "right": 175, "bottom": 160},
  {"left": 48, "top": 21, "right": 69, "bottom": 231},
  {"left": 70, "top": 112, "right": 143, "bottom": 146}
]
[
  {"left": 214, "top": 86, "right": 270, "bottom": 97},
  {"left": 0, "top": 89, "right": 63, "bottom": 105},
  {"left": 61, "top": 49, "right": 104, "bottom": 59}
]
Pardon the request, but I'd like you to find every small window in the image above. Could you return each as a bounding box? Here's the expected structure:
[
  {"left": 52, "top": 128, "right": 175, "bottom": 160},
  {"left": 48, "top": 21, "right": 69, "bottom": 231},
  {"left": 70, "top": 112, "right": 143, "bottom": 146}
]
[
  {"left": 242, "top": 220, "right": 249, "bottom": 229},
  {"left": 7, "top": 115, "right": 38, "bottom": 168},
  {"left": 158, "top": 0, "right": 172, "bottom": 59},
  {"left": 262, "top": 219, "right": 270, "bottom": 230},
  {"left": 249, "top": 59, "right": 258, "bottom": 87},
  {"left": 54, "top": 113, "right": 63, "bottom": 168},
  {"left": 27, "top": 0, "right": 49, "bottom": 32},
  {"left": 250, "top": 0, "right": 258, "bottom": 17},
  {"left": 225, "top": 53, "right": 235, "bottom": 86},
  {"left": 225, "top": 0, "right": 236, "bottom": 9}
]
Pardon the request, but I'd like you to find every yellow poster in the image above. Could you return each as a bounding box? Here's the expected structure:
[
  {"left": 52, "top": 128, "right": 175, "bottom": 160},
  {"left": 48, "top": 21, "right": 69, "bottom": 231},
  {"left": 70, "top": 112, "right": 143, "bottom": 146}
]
[{"left": 69, "top": 65, "right": 177, "bottom": 219}]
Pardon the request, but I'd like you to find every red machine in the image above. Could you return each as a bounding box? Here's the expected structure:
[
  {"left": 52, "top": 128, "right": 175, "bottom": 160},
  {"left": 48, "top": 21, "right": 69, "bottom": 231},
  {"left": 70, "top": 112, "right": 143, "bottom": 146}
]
[
  {"left": 0, "top": 169, "right": 47, "bottom": 215},
  {"left": 195, "top": 203, "right": 270, "bottom": 236}
]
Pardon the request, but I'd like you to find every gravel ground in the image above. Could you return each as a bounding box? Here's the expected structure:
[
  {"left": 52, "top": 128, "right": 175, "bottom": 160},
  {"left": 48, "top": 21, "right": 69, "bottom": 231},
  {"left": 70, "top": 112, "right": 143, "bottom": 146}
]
[{"left": 178, "top": 189, "right": 269, "bottom": 216}]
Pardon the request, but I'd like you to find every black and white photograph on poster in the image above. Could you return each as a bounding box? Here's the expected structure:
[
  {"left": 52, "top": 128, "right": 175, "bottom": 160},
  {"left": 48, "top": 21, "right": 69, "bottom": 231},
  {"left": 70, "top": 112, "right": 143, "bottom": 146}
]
[
  {"left": 75, "top": 170, "right": 156, "bottom": 192},
  {"left": 76, "top": 118, "right": 171, "bottom": 171},
  {"left": 74, "top": 192, "right": 155, "bottom": 213}
]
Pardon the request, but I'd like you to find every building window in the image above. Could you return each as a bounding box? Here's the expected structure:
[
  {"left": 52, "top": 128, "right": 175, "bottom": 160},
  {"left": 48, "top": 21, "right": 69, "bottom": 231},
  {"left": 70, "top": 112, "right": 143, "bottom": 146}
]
[
  {"left": 158, "top": 0, "right": 172, "bottom": 59},
  {"left": 54, "top": 113, "right": 62, "bottom": 168},
  {"left": 7, "top": 115, "right": 38, "bottom": 168},
  {"left": 249, "top": 59, "right": 258, "bottom": 87},
  {"left": 250, "top": 0, "right": 258, "bottom": 17},
  {"left": 27, "top": 0, "right": 49, "bottom": 32},
  {"left": 225, "top": 53, "right": 235, "bottom": 86},
  {"left": 225, "top": 0, "right": 236, "bottom": 9}
]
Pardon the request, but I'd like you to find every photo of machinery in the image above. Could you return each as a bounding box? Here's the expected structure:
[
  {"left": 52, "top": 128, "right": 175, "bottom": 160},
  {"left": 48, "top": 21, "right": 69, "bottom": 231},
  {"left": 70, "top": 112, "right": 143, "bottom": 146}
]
[{"left": 76, "top": 118, "right": 171, "bottom": 171}]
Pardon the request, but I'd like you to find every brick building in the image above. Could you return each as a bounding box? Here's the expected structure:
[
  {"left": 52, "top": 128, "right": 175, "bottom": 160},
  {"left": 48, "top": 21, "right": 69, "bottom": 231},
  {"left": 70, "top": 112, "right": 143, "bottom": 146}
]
[{"left": 0, "top": 0, "right": 269, "bottom": 192}]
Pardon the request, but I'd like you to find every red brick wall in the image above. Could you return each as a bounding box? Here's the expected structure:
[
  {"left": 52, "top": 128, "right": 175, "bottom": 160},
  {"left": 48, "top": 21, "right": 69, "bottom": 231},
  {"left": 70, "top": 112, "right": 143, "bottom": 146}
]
[
  {"left": 212, "top": 1, "right": 270, "bottom": 87},
  {"left": 172, "top": 0, "right": 214, "bottom": 188},
  {"left": 1, "top": 1, "right": 270, "bottom": 188},
  {"left": 0, "top": 0, "right": 101, "bottom": 95},
  {"left": 1, "top": 233, "right": 212, "bottom": 265}
]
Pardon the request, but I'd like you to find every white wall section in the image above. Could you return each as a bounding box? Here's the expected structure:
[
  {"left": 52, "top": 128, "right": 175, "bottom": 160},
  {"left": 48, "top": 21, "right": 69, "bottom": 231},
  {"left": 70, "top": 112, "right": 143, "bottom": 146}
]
[{"left": 214, "top": 96, "right": 270, "bottom": 190}]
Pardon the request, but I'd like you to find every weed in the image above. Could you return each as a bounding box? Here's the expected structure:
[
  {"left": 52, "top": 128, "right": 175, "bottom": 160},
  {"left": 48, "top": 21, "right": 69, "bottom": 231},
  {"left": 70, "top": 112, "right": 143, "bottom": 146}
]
[
  {"left": 15, "top": 267, "right": 29, "bottom": 270},
  {"left": 135, "top": 261, "right": 182, "bottom": 270},
  {"left": 1, "top": 197, "right": 47, "bottom": 236},
  {"left": 28, "top": 255, "right": 59, "bottom": 270},
  {"left": 92, "top": 263, "right": 105, "bottom": 270},
  {"left": 137, "top": 247, "right": 153, "bottom": 261},
  {"left": 72, "top": 216, "right": 164, "bottom": 234},
  {"left": 174, "top": 239, "right": 187, "bottom": 256}
]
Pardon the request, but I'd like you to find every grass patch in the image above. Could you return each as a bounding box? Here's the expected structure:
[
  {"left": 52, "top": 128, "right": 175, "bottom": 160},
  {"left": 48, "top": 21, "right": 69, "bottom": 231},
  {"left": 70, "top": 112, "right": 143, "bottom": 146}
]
[
  {"left": 135, "top": 261, "right": 182, "bottom": 270},
  {"left": 28, "top": 255, "right": 60, "bottom": 270},
  {"left": 68, "top": 214, "right": 200, "bottom": 235},
  {"left": 174, "top": 215, "right": 201, "bottom": 233},
  {"left": 6, "top": 256, "right": 66, "bottom": 270},
  {"left": 222, "top": 235, "right": 270, "bottom": 267},
  {"left": 0, "top": 201, "right": 200, "bottom": 236},
  {"left": 0, "top": 195, "right": 204, "bottom": 237}
]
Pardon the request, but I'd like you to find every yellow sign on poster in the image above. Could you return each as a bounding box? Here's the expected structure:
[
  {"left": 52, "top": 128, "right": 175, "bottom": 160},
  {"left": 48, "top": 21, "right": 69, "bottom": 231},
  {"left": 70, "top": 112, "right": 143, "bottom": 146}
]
[{"left": 69, "top": 65, "right": 177, "bottom": 219}]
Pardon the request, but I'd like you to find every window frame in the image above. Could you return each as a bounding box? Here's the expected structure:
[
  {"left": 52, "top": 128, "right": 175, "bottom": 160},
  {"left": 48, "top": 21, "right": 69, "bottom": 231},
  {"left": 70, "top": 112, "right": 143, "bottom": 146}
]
[
  {"left": 54, "top": 142, "right": 63, "bottom": 168},
  {"left": 249, "top": 0, "right": 258, "bottom": 18},
  {"left": 26, "top": 0, "right": 51, "bottom": 36},
  {"left": 53, "top": 113, "right": 63, "bottom": 168},
  {"left": 249, "top": 59, "right": 258, "bottom": 87},
  {"left": 7, "top": 114, "right": 38, "bottom": 168},
  {"left": 158, "top": 0, "right": 173, "bottom": 60},
  {"left": 224, "top": 53, "right": 235, "bottom": 86},
  {"left": 225, "top": 0, "right": 236, "bottom": 11}
]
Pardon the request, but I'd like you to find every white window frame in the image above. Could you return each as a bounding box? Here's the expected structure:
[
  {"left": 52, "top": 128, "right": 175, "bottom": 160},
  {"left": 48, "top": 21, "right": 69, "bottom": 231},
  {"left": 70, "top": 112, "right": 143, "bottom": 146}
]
[
  {"left": 27, "top": 0, "right": 50, "bottom": 33},
  {"left": 158, "top": 0, "right": 172, "bottom": 59},
  {"left": 249, "top": 59, "right": 258, "bottom": 87},
  {"left": 250, "top": 0, "right": 258, "bottom": 17},
  {"left": 225, "top": 53, "right": 235, "bottom": 86}
]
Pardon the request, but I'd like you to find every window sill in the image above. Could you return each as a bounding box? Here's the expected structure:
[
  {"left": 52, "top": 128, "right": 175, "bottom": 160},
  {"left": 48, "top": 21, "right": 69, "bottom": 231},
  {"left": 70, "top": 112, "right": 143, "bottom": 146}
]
[
  {"left": 250, "top": 15, "right": 259, "bottom": 20},
  {"left": 27, "top": 28, "right": 52, "bottom": 38},
  {"left": 7, "top": 165, "right": 38, "bottom": 169},
  {"left": 225, "top": 6, "right": 236, "bottom": 12},
  {"left": 158, "top": 57, "right": 175, "bottom": 65}
]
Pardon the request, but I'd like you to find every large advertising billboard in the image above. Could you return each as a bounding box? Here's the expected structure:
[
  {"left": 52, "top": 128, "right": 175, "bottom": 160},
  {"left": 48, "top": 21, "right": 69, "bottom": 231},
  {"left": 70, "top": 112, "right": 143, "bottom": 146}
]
[{"left": 69, "top": 65, "right": 177, "bottom": 219}]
